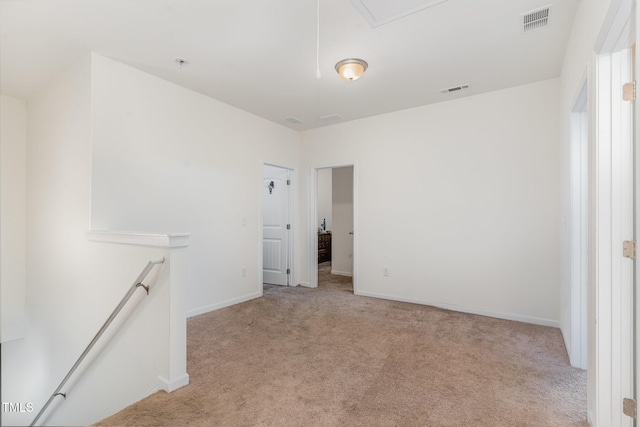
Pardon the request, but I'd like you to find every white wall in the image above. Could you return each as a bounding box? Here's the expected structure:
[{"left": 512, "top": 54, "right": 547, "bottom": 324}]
[
  {"left": 331, "top": 166, "right": 353, "bottom": 276},
  {"left": 559, "top": 0, "right": 611, "bottom": 357},
  {"left": 0, "top": 95, "right": 27, "bottom": 342},
  {"left": 299, "top": 78, "right": 562, "bottom": 325},
  {"left": 1, "top": 55, "right": 187, "bottom": 427},
  {"left": 556, "top": 0, "right": 612, "bottom": 421},
  {"left": 89, "top": 54, "right": 301, "bottom": 316},
  {"left": 1, "top": 54, "right": 95, "bottom": 426},
  {"left": 36, "top": 242, "right": 175, "bottom": 427},
  {"left": 317, "top": 168, "right": 332, "bottom": 232}
]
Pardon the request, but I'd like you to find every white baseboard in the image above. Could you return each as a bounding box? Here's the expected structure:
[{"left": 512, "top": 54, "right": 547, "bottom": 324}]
[
  {"left": 355, "top": 290, "right": 560, "bottom": 328},
  {"left": 330, "top": 270, "right": 353, "bottom": 277},
  {"left": 158, "top": 373, "right": 190, "bottom": 393},
  {"left": 187, "top": 292, "right": 262, "bottom": 318},
  {"left": 298, "top": 282, "right": 313, "bottom": 288},
  {"left": 142, "top": 385, "right": 159, "bottom": 399}
]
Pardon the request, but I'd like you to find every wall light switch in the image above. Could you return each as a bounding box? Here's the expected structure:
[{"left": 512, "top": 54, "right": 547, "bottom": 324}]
[{"left": 383, "top": 267, "right": 390, "bottom": 277}]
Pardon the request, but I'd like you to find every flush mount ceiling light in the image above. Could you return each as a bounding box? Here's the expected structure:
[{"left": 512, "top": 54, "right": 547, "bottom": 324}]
[{"left": 335, "top": 58, "right": 368, "bottom": 81}]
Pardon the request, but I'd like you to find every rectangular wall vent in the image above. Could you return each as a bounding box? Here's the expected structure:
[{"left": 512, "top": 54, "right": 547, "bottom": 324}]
[
  {"left": 439, "top": 84, "right": 469, "bottom": 94},
  {"left": 522, "top": 5, "right": 551, "bottom": 32}
]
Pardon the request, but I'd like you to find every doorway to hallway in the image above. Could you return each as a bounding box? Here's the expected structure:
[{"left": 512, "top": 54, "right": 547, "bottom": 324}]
[
  {"left": 317, "top": 261, "right": 352, "bottom": 292},
  {"left": 314, "top": 165, "right": 355, "bottom": 292}
]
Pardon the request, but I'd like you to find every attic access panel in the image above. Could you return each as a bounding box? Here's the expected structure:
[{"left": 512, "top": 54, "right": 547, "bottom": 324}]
[{"left": 349, "top": 0, "right": 447, "bottom": 28}]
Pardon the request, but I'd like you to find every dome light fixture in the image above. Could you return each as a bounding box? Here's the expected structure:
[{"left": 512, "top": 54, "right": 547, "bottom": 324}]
[{"left": 335, "top": 58, "right": 368, "bottom": 81}]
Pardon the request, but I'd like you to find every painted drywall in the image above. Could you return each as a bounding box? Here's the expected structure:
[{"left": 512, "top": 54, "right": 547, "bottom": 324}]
[
  {"left": 331, "top": 167, "right": 353, "bottom": 276},
  {"left": 559, "top": 0, "right": 611, "bottom": 360},
  {"left": 0, "top": 54, "right": 94, "bottom": 426},
  {"left": 89, "top": 54, "right": 300, "bottom": 316},
  {"left": 317, "top": 168, "right": 332, "bottom": 232},
  {"left": 556, "top": 0, "right": 612, "bottom": 422},
  {"left": 299, "top": 78, "right": 561, "bottom": 325},
  {"left": 0, "top": 95, "right": 27, "bottom": 343},
  {"left": 41, "top": 242, "right": 176, "bottom": 427},
  {"left": 0, "top": 55, "right": 185, "bottom": 427}
]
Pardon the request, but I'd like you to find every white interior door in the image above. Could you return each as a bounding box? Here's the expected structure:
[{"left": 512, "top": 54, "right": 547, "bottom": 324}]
[
  {"left": 263, "top": 165, "right": 291, "bottom": 286},
  {"left": 593, "top": 21, "right": 635, "bottom": 425},
  {"left": 609, "top": 47, "right": 634, "bottom": 427}
]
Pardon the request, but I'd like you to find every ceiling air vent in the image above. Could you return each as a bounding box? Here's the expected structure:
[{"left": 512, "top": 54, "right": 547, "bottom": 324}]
[
  {"left": 439, "top": 84, "right": 469, "bottom": 94},
  {"left": 284, "top": 116, "right": 303, "bottom": 125},
  {"left": 319, "top": 113, "right": 344, "bottom": 123},
  {"left": 522, "top": 5, "right": 551, "bottom": 33}
]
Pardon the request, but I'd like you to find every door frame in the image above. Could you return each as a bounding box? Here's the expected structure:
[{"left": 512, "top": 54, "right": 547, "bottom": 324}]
[
  {"left": 569, "top": 78, "right": 589, "bottom": 370},
  {"left": 591, "top": 0, "right": 636, "bottom": 424},
  {"left": 261, "top": 163, "right": 295, "bottom": 289},
  {"left": 310, "top": 163, "right": 358, "bottom": 293}
]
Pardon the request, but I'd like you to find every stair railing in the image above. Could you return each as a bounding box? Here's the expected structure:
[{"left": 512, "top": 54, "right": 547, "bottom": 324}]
[{"left": 30, "top": 257, "right": 165, "bottom": 427}]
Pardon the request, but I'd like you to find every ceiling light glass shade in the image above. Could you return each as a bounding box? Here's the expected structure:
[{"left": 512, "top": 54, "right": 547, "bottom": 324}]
[{"left": 335, "top": 58, "right": 368, "bottom": 81}]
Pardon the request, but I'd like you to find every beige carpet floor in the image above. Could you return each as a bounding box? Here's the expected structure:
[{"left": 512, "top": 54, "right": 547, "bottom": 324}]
[{"left": 96, "top": 262, "right": 587, "bottom": 427}]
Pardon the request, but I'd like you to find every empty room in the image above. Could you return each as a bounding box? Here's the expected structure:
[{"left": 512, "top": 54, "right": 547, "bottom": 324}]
[{"left": 0, "top": 0, "right": 638, "bottom": 426}]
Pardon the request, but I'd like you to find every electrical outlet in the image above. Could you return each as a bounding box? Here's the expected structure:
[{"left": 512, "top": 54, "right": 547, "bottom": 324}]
[
  {"left": 383, "top": 267, "right": 390, "bottom": 277},
  {"left": 241, "top": 267, "right": 247, "bottom": 277}
]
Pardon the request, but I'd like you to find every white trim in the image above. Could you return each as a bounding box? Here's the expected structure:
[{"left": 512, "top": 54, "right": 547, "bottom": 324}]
[
  {"left": 186, "top": 291, "right": 262, "bottom": 318},
  {"left": 355, "top": 290, "right": 560, "bottom": 328},
  {"left": 330, "top": 270, "right": 353, "bottom": 277},
  {"left": 142, "top": 385, "right": 159, "bottom": 399},
  {"left": 595, "top": 0, "right": 635, "bottom": 54},
  {"left": 87, "top": 230, "right": 190, "bottom": 248},
  {"left": 286, "top": 168, "right": 294, "bottom": 286},
  {"left": 352, "top": 163, "right": 359, "bottom": 295},
  {"left": 568, "top": 77, "right": 589, "bottom": 370},
  {"left": 157, "top": 373, "right": 190, "bottom": 393},
  {"left": 636, "top": 1, "right": 640, "bottom": 420},
  {"left": 310, "top": 167, "right": 319, "bottom": 288}
]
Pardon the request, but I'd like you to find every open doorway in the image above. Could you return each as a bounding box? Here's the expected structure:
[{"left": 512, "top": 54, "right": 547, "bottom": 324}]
[{"left": 314, "top": 166, "right": 355, "bottom": 292}]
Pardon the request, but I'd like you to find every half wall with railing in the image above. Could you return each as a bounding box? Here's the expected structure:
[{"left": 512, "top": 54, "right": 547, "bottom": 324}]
[{"left": 3, "top": 231, "right": 190, "bottom": 427}]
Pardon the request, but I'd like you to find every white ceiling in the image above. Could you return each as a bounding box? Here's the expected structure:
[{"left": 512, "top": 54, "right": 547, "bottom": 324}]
[
  {"left": 0, "top": 0, "right": 578, "bottom": 131},
  {"left": 348, "top": 0, "right": 448, "bottom": 27}
]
